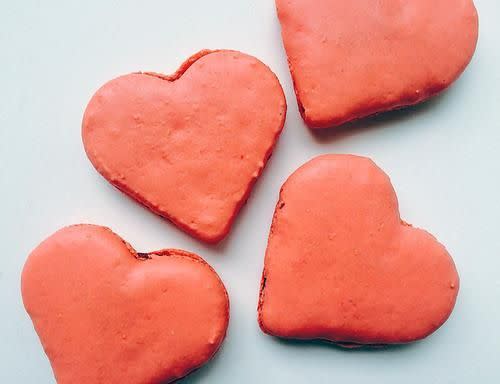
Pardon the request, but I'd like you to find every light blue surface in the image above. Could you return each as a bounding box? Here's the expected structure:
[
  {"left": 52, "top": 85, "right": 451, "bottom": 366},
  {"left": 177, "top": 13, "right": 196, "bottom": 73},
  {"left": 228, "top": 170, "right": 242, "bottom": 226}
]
[{"left": 1, "top": 0, "right": 499, "bottom": 382}]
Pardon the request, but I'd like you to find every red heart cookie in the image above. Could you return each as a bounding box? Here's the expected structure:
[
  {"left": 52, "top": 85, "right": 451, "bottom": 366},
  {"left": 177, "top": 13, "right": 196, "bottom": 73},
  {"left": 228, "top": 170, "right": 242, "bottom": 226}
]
[
  {"left": 82, "top": 50, "right": 286, "bottom": 243},
  {"left": 21, "top": 225, "right": 229, "bottom": 383},
  {"left": 276, "top": 0, "right": 478, "bottom": 128},
  {"left": 258, "top": 155, "right": 459, "bottom": 344}
]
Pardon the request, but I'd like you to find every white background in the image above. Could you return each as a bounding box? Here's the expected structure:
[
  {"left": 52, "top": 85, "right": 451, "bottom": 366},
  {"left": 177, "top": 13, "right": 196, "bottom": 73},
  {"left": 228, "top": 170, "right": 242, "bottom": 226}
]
[{"left": 1, "top": 0, "right": 499, "bottom": 382}]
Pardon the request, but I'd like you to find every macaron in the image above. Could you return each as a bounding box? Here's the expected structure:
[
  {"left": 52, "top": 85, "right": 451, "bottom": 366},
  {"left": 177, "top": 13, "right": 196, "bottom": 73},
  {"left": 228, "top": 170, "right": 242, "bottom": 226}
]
[
  {"left": 276, "top": 0, "right": 478, "bottom": 128},
  {"left": 22, "top": 224, "right": 229, "bottom": 383},
  {"left": 83, "top": 50, "right": 286, "bottom": 243},
  {"left": 259, "top": 155, "right": 459, "bottom": 345}
]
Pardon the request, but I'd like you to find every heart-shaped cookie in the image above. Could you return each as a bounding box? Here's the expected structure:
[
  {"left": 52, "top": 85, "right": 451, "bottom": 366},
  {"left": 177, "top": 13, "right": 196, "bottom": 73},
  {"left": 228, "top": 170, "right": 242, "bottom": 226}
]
[
  {"left": 83, "top": 50, "right": 286, "bottom": 243},
  {"left": 258, "top": 155, "right": 459, "bottom": 344},
  {"left": 21, "top": 225, "right": 229, "bottom": 383},
  {"left": 276, "top": 0, "right": 478, "bottom": 128}
]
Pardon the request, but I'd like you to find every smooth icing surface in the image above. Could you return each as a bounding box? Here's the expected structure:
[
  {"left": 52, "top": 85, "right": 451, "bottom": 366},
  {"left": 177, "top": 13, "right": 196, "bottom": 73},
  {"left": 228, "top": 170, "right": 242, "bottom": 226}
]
[
  {"left": 82, "top": 50, "right": 286, "bottom": 243},
  {"left": 276, "top": 0, "right": 478, "bottom": 128},
  {"left": 21, "top": 225, "right": 229, "bottom": 383},
  {"left": 259, "top": 155, "right": 459, "bottom": 344}
]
